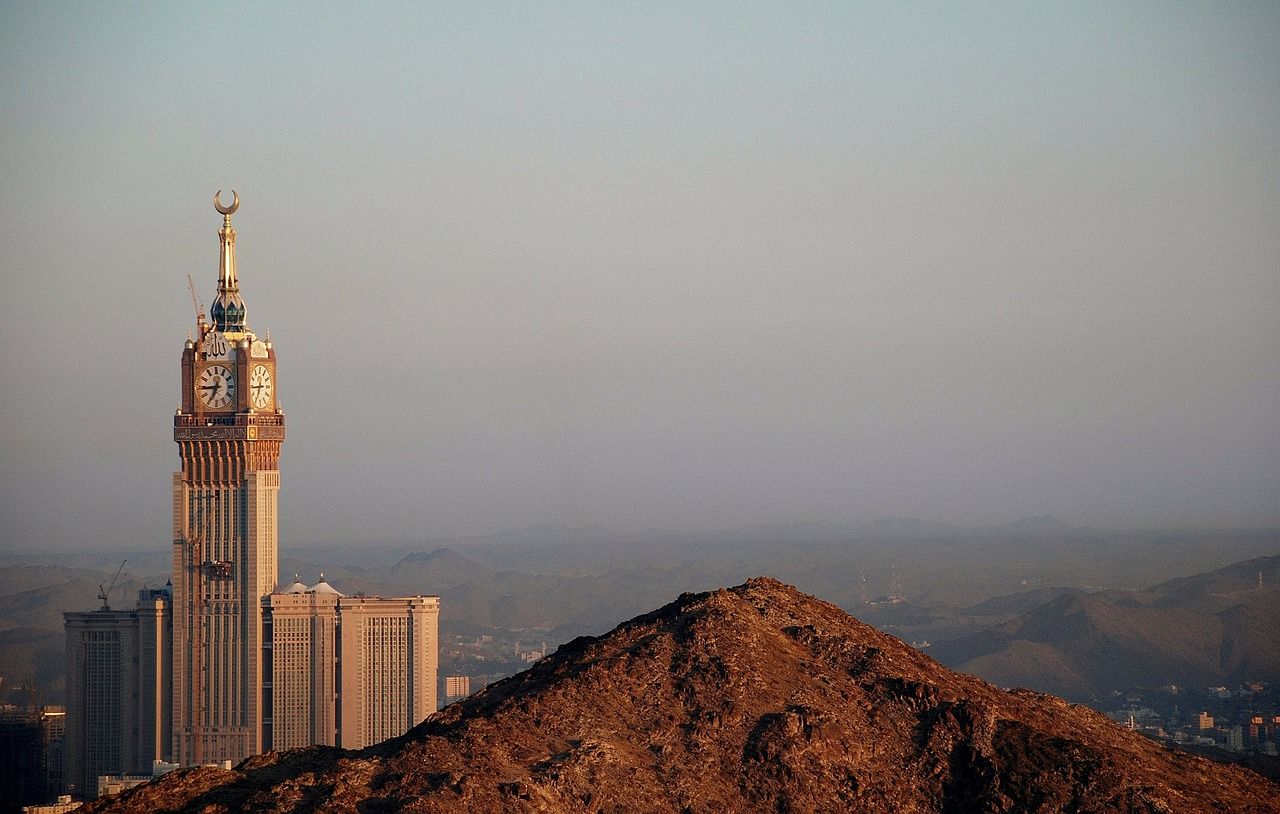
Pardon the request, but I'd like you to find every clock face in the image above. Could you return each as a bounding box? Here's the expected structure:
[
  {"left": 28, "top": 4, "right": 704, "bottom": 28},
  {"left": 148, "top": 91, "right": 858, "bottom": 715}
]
[
  {"left": 197, "top": 364, "right": 235, "bottom": 409},
  {"left": 249, "top": 364, "right": 274, "bottom": 409}
]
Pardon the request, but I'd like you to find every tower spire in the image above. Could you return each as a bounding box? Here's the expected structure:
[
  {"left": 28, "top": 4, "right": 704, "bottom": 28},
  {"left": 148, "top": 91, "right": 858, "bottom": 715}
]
[{"left": 210, "top": 189, "right": 247, "bottom": 332}]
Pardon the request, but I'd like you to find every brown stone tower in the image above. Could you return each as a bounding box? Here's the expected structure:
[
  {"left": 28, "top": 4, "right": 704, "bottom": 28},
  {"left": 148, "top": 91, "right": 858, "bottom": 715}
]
[{"left": 171, "top": 191, "right": 284, "bottom": 765}]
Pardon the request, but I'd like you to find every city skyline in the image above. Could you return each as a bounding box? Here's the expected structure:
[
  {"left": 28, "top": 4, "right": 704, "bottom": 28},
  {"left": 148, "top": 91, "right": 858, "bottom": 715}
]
[
  {"left": 2, "top": 4, "right": 1279, "bottom": 551},
  {"left": 54, "top": 199, "right": 441, "bottom": 801}
]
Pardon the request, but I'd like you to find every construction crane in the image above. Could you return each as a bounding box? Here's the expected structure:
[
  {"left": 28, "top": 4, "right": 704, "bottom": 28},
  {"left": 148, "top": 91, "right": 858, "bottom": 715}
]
[
  {"left": 98, "top": 560, "right": 126, "bottom": 611},
  {"left": 186, "top": 274, "right": 206, "bottom": 337}
]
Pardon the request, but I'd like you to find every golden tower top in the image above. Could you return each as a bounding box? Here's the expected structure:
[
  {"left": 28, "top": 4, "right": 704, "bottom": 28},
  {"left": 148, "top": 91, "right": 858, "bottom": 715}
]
[{"left": 210, "top": 190, "right": 247, "bottom": 333}]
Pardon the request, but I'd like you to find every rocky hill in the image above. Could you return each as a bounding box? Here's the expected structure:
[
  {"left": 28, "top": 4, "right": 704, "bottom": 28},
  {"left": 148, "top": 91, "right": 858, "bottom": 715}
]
[{"left": 85, "top": 578, "right": 1275, "bottom": 813}]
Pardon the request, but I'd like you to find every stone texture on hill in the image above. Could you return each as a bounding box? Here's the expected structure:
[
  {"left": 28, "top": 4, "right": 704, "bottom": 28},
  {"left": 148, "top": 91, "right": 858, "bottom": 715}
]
[{"left": 87, "top": 578, "right": 1277, "bottom": 813}]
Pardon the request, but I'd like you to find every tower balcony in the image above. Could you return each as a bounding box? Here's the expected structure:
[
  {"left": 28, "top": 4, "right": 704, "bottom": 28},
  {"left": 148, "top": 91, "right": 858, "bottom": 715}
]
[
  {"left": 175, "top": 413, "right": 284, "bottom": 428},
  {"left": 174, "top": 412, "right": 285, "bottom": 444}
]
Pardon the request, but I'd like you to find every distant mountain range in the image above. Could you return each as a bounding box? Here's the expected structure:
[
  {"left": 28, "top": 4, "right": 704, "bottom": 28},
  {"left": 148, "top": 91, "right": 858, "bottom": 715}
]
[
  {"left": 0, "top": 565, "right": 161, "bottom": 699},
  {"left": 931, "top": 555, "right": 1280, "bottom": 698},
  {"left": 3, "top": 530, "right": 1277, "bottom": 707}
]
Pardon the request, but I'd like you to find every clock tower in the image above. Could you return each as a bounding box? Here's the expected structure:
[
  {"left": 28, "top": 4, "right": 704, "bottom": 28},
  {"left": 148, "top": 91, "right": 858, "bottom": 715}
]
[{"left": 171, "top": 192, "right": 284, "bottom": 765}]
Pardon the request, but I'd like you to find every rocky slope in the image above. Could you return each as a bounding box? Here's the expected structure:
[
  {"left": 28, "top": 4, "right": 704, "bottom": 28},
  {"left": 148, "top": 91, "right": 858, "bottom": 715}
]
[{"left": 87, "top": 578, "right": 1277, "bottom": 813}]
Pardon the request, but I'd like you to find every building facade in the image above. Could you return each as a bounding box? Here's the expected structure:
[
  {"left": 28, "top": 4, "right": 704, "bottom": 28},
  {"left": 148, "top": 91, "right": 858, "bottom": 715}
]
[
  {"left": 1, "top": 710, "right": 46, "bottom": 813},
  {"left": 64, "top": 588, "right": 172, "bottom": 796},
  {"left": 171, "top": 191, "right": 284, "bottom": 766},
  {"left": 135, "top": 589, "right": 172, "bottom": 772},
  {"left": 263, "top": 583, "right": 439, "bottom": 750},
  {"left": 262, "top": 577, "right": 340, "bottom": 750},
  {"left": 63, "top": 608, "right": 137, "bottom": 798},
  {"left": 337, "top": 595, "right": 439, "bottom": 749},
  {"left": 443, "top": 675, "right": 471, "bottom": 704},
  {"left": 41, "top": 707, "right": 66, "bottom": 801}
]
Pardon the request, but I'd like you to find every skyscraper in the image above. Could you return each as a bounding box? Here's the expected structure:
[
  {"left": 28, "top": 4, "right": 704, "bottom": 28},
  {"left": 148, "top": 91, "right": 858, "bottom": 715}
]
[
  {"left": 262, "top": 576, "right": 341, "bottom": 750},
  {"left": 171, "top": 191, "right": 284, "bottom": 765},
  {"left": 262, "top": 581, "right": 439, "bottom": 751},
  {"left": 0, "top": 707, "right": 49, "bottom": 813},
  {"left": 63, "top": 608, "right": 136, "bottom": 798},
  {"left": 337, "top": 595, "right": 439, "bottom": 749}
]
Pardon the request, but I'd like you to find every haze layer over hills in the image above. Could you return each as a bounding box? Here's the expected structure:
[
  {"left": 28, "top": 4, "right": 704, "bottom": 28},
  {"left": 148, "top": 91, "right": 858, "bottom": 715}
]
[{"left": 2, "top": 525, "right": 1277, "bottom": 706}]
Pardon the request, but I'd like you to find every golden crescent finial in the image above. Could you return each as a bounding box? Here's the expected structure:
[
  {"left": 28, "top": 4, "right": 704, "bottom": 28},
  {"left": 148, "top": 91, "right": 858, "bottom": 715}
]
[{"left": 214, "top": 189, "right": 239, "bottom": 215}]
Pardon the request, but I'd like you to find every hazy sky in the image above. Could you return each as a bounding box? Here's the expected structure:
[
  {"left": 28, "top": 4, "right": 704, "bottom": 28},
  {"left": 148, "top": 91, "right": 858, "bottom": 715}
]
[{"left": 2, "top": 2, "right": 1278, "bottom": 550}]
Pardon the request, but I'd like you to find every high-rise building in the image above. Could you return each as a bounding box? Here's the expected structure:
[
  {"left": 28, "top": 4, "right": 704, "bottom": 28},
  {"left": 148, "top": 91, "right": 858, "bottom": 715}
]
[
  {"left": 171, "top": 191, "right": 284, "bottom": 766},
  {"left": 337, "top": 595, "right": 439, "bottom": 749},
  {"left": 63, "top": 588, "right": 171, "bottom": 797},
  {"left": 0, "top": 709, "right": 46, "bottom": 812},
  {"left": 262, "top": 577, "right": 341, "bottom": 750},
  {"left": 61, "top": 194, "right": 442, "bottom": 793},
  {"left": 41, "top": 706, "right": 66, "bottom": 800},
  {"left": 262, "top": 583, "right": 439, "bottom": 750},
  {"left": 63, "top": 608, "right": 137, "bottom": 797}
]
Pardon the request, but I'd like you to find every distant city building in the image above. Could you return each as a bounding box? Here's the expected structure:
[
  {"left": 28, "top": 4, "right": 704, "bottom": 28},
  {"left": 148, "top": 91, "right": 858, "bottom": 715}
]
[
  {"left": 1226, "top": 725, "right": 1245, "bottom": 751},
  {"left": 0, "top": 709, "right": 46, "bottom": 813},
  {"left": 516, "top": 642, "right": 548, "bottom": 663},
  {"left": 96, "top": 774, "right": 152, "bottom": 798},
  {"left": 153, "top": 759, "right": 181, "bottom": 775},
  {"left": 40, "top": 707, "right": 66, "bottom": 800},
  {"left": 0, "top": 702, "right": 69, "bottom": 811},
  {"left": 444, "top": 675, "right": 471, "bottom": 703},
  {"left": 63, "top": 599, "right": 146, "bottom": 798},
  {"left": 1197, "top": 711, "right": 1214, "bottom": 731},
  {"left": 21, "top": 794, "right": 79, "bottom": 814},
  {"left": 64, "top": 586, "right": 172, "bottom": 796}
]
